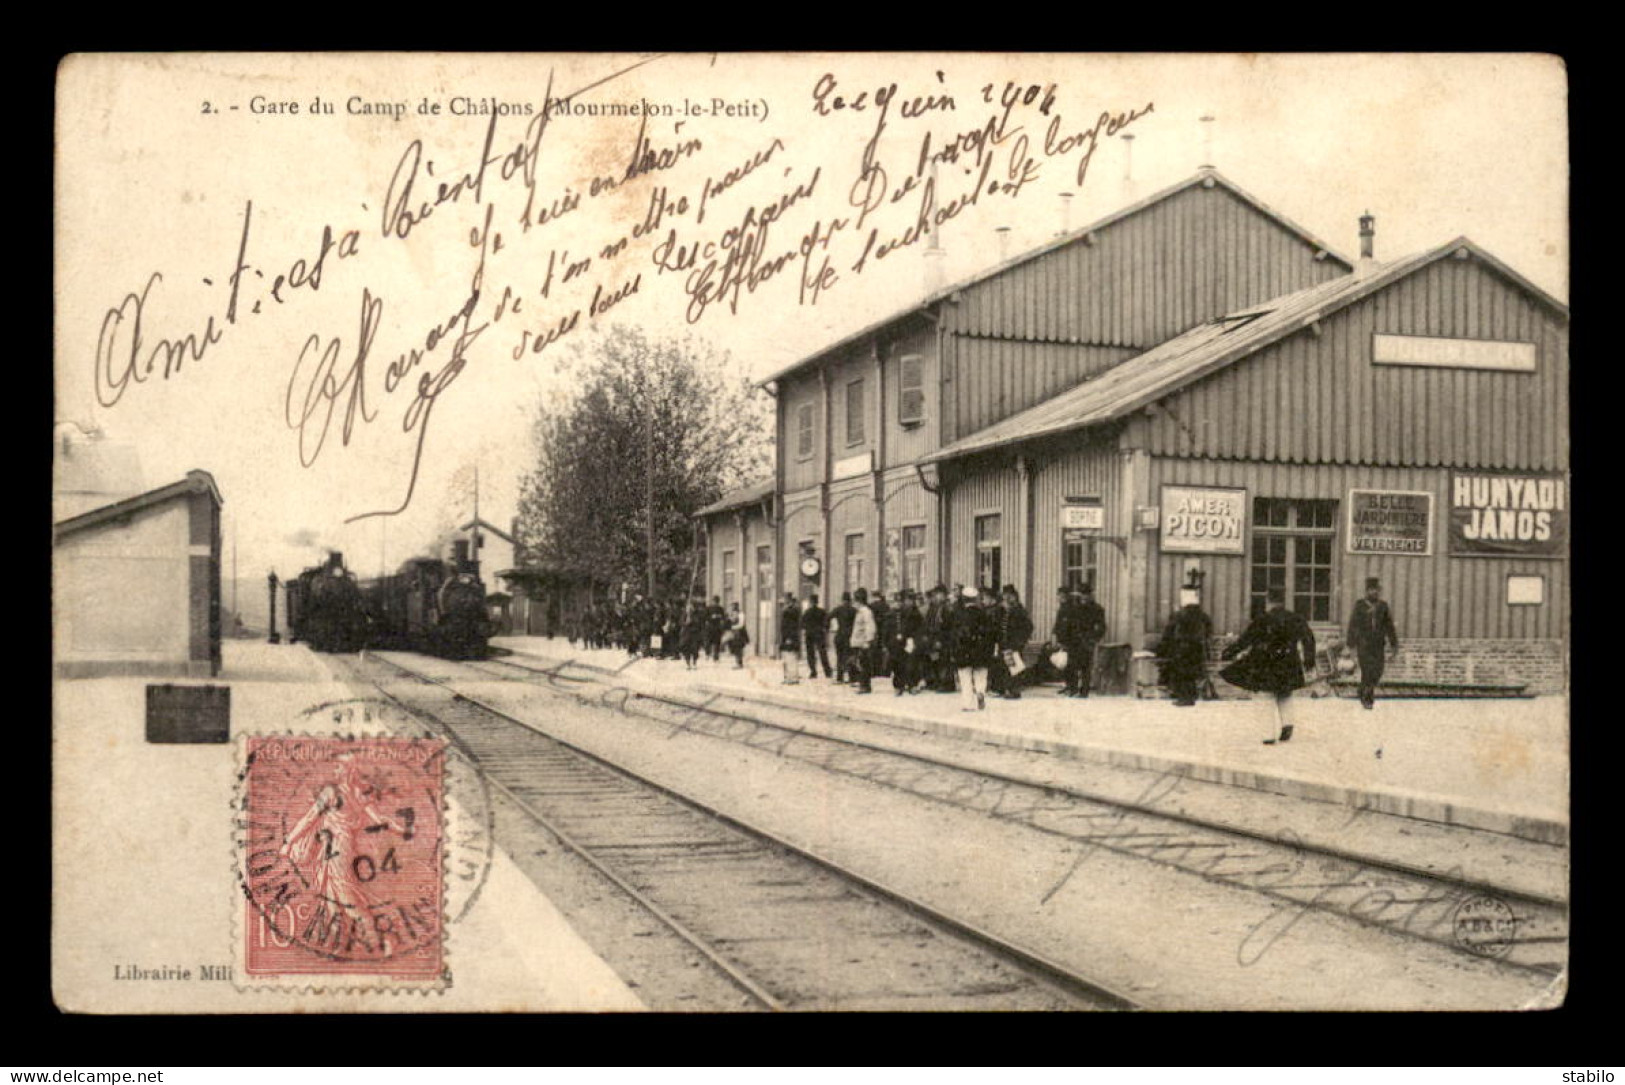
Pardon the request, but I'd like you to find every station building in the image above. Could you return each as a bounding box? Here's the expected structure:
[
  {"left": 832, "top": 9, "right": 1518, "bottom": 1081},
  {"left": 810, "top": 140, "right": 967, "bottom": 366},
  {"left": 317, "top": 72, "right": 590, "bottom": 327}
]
[
  {"left": 697, "top": 169, "right": 1569, "bottom": 693},
  {"left": 54, "top": 466, "right": 225, "bottom": 679}
]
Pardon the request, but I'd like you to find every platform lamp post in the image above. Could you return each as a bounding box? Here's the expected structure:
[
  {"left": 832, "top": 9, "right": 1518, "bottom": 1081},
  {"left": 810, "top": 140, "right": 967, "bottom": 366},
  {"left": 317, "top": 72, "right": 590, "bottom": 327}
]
[{"left": 267, "top": 571, "right": 281, "bottom": 644}]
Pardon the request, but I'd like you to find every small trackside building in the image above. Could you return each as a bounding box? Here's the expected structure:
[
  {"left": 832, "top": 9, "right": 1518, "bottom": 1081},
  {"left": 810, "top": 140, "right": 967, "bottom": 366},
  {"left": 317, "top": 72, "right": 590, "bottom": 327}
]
[
  {"left": 922, "top": 238, "right": 1569, "bottom": 693},
  {"left": 697, "top": 479, "right": 776, "bottom": 653},
  {"left": 54, "top": 470, "right": 225, "bottom": 678},
  {"left": 698, "top": 169, "right": 1357, "bottom": 653}
]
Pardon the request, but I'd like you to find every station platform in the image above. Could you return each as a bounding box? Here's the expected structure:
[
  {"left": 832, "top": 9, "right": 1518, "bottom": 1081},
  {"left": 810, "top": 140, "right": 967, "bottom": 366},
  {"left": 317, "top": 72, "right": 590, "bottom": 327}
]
[
  {"left": 493, "top": 636, "right": 1569, "bottom": 851},
  {"left": 52, "top": 638, "right": 645, "bottom": 1013}
]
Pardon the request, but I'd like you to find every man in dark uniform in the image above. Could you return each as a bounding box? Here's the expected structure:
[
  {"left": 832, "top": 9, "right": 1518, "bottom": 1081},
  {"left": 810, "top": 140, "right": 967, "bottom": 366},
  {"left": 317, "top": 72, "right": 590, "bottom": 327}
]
[
  {"left": 1069, "top": 584, "right": 1107, "bottom": 697},
  {"left": 867, "top": 589, "right": 892, "bottom": 680},
  {"left": 1158, "top": 585, "right": 1213, "bottom": 707},
  {"left": 802, "top": 593, "right": 831, "bottom": 679},
  {"left": 830, "top": 591, "right": 856, "bottom": 684},
  {"left": 1346, "top": 577, "right": 1400, "bottom": 709},
  {"left": 990, "top": 585, "right": 1034, "bottom": 699},
  {"left": 705, "top": 596, "right": 727, "bottom": 662},
  {"left": 890, "top": 590, "right": 925, "bottom": 695},
  {"left": 922, "top": 585, "right": 948, "bottom": 691},
  {"left": 779, "top": 593, "right": 804, "bottom": 684},
  {"left": 938, "top": 585, "right": 968, "bottom": 693}
]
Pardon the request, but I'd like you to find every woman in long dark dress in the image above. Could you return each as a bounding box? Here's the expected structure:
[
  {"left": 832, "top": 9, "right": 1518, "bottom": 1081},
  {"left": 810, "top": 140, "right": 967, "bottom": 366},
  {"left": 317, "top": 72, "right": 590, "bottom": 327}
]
[{"left": 1220, "top": 587, "right": 1316, "bottom": 743}]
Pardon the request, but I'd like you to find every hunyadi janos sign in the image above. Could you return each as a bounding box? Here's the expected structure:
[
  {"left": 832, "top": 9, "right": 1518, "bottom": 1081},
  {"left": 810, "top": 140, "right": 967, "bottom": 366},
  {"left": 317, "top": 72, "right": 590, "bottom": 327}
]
[{"left": 1448, "top": 472, "right": 1568, "bottom": 558}]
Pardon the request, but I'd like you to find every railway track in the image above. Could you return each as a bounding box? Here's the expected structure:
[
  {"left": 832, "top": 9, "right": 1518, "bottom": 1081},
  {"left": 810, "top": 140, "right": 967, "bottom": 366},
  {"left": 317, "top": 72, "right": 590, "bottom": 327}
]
[
  {"left": 342, "top": 651, "right": 1140, "bottom": 1012},
  {"left": 456, "top": 651, "right": 1568, "bottom": 978}
]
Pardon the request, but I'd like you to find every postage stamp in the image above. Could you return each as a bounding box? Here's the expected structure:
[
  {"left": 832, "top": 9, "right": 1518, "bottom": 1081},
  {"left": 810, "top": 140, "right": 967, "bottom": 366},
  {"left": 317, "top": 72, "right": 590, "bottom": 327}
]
[{"left": 238, "top": 733, "right": 448, "bottom": 987}]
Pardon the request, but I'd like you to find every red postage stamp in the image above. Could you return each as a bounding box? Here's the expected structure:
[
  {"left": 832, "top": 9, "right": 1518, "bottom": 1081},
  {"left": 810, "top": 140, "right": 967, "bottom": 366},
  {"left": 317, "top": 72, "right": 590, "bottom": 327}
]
[{"left": 239, "top": 735, "right": 447, "bottom": 984}]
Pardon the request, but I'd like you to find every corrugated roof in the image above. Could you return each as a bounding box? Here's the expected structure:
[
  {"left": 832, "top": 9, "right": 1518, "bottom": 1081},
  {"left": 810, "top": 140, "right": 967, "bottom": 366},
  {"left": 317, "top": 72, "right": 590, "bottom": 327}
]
[
  {"left": 696, "top": 478, "right": 774, "bottom": 518},
  {"left": 922, "top": 237, "right": 1567, "bottom": 465},
  {"left": 53, "top": 469, "right": 223, "bottom": 539},
  {"left": 757, "top": 168, "right": 1356, "bottom": 388}
]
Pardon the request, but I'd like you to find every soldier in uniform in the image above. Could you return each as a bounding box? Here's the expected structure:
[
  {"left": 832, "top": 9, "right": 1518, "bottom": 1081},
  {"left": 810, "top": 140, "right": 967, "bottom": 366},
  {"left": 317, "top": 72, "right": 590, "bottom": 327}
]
[
  {"left": 705, "top": 596, "right": 727, "bottom": 662},
  {"left": 779, "top": 593, "right": 804, "bottom": 684},
  {"left": 1158, "top": 584, "right": 1213, "bottom": 707},
  {"left": 990, "top": 585, "right": 1034, "bottom": 699},
  {"left": 802, "top": 593, "right": 831, "bottom": 679},
  {"left": 830, "top": 591, "right": 857, "bottom": 684},
  {"left": 1346, "top": 577, "right": 1400, "bottom": 709},
  {"left": 890, "top": 590, "right": 925, "bottom": 695},
  {"left": 921, "top": 585, "right": 949, "bottom": 692}
]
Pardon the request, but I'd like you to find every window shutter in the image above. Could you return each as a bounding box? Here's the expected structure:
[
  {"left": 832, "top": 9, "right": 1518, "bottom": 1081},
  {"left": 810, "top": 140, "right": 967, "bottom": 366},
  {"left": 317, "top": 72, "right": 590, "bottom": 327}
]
[
  {"left": 898, "top": 355, "right": 925, "bottom": 425},
  {"left": 797, "top": 403, "right": 814, "bottom": 458}
]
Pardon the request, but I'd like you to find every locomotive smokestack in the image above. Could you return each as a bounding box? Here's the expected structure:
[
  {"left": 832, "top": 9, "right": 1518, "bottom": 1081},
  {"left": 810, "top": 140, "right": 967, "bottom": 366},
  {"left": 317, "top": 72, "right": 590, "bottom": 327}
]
[{"left": 1359, "top": 211, "right": 1376, "bottom": 261}]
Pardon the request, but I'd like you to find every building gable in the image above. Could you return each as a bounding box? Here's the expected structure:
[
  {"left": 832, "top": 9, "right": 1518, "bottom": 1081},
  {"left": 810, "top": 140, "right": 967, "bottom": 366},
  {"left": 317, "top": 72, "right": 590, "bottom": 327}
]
[{"left": 1146, "top": 246, "right": 1568, "bottom": 471}]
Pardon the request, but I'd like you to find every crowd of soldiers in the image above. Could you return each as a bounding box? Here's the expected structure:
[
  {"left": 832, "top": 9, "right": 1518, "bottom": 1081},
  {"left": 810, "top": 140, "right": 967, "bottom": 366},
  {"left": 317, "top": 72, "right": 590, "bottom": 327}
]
[
  {"left": 567, "top": 595, "right": 751, "bottom": 669},
  {"left": 774, "top": 582, "right": 1109, "bottom": 713},
  {"left": 558, "top": 575, "right": 1401, "bottom": 733}
]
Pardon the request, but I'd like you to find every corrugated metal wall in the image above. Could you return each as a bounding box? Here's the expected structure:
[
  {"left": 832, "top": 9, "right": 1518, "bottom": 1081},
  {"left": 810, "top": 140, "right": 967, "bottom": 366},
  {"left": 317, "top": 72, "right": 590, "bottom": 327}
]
[
  {"left": 941, "top": 183, "right": 1346, "bottom": 446},
  {"left": 882, "top": 323, "right": 940, "bottom": 466},
  {"left": 951, "top": 184, "right": 1344, "bottom": 347},
  {"left": 945, "top": 458, "right": 1022, "bottom": 589},
  {"left": 781, "top": 370, "right": 824, "bottom": 493},
  {"left": 1145, "top": 459, "right": 1568, "bottom": 640},
  {"left": 828, "top": 480, "right": 875, "bottom": 597},
  {"left": 1148, "top": 258, "right": 1568, "bottom": 471},
  {"left": 944, "top": 338, "right": 1136, "bottom": 443},
  {"left": 1029, "top": 436, "right": 1124, "bottom": 642}
]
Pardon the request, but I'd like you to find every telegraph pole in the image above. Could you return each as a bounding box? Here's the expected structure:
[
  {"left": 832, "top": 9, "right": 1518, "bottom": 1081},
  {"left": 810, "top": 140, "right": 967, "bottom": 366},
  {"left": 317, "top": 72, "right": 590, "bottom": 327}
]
[{"left": 646, "top": 401, "right": 656, "bottom": 597}]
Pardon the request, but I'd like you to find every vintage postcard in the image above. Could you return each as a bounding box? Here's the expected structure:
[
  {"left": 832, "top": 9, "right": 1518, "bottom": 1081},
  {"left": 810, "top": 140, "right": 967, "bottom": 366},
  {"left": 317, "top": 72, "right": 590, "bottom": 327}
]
[{"left": 53, "top": 52, "right": 1568, "bottom": 1012}]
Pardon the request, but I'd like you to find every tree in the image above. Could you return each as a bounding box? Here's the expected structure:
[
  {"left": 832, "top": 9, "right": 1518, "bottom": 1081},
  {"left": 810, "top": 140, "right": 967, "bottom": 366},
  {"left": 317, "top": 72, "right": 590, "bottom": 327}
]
[{"left": 516, "top": 326, "right": 771, "bottom": 600}]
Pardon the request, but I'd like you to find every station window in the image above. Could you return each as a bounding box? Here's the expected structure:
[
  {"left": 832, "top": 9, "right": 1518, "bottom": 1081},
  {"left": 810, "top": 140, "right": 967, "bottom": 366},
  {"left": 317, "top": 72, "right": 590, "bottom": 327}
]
[
  {"left": 1250, "top": 498, "right": 1337, "bottom": 621},
  {"left": 846, "top": 379, "right": 866, "bottom": 446},
  {"left": 755, "top": 545, "right": 773, "bottom": 607},
  {"left": 901, "top": 524, "right": 927, "bottom": 591},
  {"left": 721, "top": 549, "right": 737, "bottom": 608},
  {"left": 1063, "top": 536, "right": 1099, "bottom": 594},
  {"left": 898, "top": 355, "right": 925, "bottom": 426},
  {"left": 975, "top": 514, "right": 1002, "bottom": 592},
  {"left": 844, "top": 532, "right": 867, "bottom": 595},
  {"left": 796, "top": 402, "right": 815, "bottom": 460}
]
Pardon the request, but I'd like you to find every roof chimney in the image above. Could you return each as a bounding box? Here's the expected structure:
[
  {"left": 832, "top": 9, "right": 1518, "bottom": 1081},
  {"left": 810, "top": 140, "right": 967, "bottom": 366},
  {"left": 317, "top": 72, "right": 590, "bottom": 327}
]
[
  {"left": 1058, "top": 191, "right": 1074, "bottom": 237},
  {"left": 1359, "top": 211, "right": 1376, "bottom": 262},
  {"left": 1199, "top": 113, "right": 1216, "bottom": 170},
  {"left": 996, "top": 225, "right": 1011, "bottom": 262},
  {"left": 924, "top": 159, "right": 946, "bottom": 291}
]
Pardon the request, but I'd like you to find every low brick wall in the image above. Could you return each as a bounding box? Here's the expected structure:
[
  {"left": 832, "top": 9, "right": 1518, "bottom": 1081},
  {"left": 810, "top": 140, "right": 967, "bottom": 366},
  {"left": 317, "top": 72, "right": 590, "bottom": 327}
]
[{"left": 1373, "top": 638, "right": 1567, "bottom": 695}]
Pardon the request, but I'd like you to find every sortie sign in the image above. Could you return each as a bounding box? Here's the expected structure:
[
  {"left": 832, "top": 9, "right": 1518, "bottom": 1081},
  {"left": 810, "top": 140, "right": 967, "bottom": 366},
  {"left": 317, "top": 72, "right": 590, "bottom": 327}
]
[
  {"left": 1448, "top": 472, "right": 1568, "bottom": 558},
  {"left": 1347, "top": 490, "right": 1433, "bottom": 555},
  {"left": 1160, "top": 486, "right": 1246, "bottom": 554}
]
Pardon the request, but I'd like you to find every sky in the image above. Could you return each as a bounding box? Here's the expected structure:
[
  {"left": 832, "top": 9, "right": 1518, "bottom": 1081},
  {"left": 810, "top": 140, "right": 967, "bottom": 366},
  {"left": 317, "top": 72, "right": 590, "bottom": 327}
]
[{"left": 54, "top": 53, "right": 1568, "bottom": 616}]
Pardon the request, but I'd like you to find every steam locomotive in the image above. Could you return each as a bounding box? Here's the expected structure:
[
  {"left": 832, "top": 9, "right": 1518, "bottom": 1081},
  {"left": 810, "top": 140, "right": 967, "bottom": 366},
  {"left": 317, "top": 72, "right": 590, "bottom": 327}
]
[
  {"left": 286, "top": 551, "right": 492, "bottom": 659},
  {"left": 284, "top": 552, "right": 369, "bottom": 653}
]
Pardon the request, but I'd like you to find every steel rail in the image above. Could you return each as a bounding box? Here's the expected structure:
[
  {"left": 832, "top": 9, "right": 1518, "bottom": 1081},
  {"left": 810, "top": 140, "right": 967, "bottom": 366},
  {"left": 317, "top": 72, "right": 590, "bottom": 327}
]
[
  {"left": 465, "top": 652, "right": 1567, "bottom": 977},
  {"left": 354, "top": 657, "right": 786, "bottom": 1011},
  {"left": 371, "top": 651, "right": 1143, "bottom": 1011},
  {"left": 480, "top": 653, "right": 1568, "bottom": 913}
]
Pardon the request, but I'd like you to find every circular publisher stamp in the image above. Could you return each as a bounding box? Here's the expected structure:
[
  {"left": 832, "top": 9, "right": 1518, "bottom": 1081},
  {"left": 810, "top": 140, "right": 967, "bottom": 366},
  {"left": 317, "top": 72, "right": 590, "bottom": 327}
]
[
  {"left": 1452, "top": 894, "right": 1519, "bottom": 959},
  {"left": 235, "top": 699, "right": 493, "bottom": 985}
]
